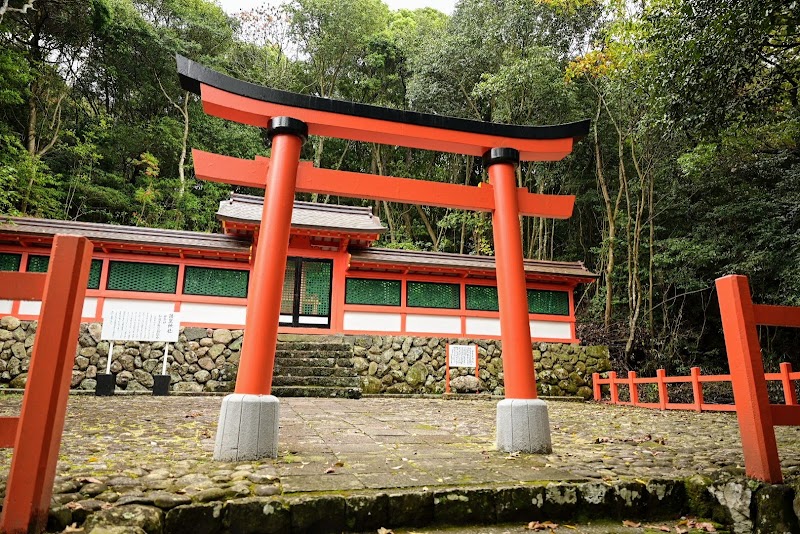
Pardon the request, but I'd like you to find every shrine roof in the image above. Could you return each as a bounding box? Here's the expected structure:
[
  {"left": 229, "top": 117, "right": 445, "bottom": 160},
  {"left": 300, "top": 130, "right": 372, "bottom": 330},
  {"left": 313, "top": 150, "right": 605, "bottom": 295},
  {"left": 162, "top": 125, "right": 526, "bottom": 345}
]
[
  {"left": 217, "top": 194, "right": 386, "bottom": 234},
  {"left": 349, "top": 248, "right": 598, "bottom": 281},
  {"left": 0, "top": 217, "right": 251, "bottom": 254}
]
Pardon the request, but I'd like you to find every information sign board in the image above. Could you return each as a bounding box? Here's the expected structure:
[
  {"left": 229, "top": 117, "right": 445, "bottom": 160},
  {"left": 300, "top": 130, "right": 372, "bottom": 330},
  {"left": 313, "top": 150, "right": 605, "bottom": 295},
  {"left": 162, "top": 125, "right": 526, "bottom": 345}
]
[
  {"left": 101, "top": 310, "right": 180, "bottom": 342},
  {"left": 448, "top": 344, "right": 477, "bottom": 367}
]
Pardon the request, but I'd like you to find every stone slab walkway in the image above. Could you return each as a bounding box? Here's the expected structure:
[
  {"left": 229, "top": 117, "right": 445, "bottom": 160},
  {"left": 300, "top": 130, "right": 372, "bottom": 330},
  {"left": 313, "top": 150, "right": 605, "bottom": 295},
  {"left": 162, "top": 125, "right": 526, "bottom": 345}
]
[{"left": 1, "top": 394, "right": 799, "bottom": 532}]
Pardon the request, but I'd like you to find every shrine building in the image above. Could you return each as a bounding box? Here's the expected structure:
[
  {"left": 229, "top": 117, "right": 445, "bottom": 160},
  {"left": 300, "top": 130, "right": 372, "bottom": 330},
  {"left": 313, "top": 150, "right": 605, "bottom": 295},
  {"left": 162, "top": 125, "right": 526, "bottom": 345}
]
[{"left": 0, "top": 196, "right": 596, "bottom": 342}]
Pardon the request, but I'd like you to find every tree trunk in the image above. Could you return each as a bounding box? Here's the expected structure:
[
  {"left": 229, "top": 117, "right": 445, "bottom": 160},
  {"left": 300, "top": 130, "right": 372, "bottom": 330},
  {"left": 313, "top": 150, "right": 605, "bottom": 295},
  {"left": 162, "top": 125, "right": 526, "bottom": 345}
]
[{"left": 177, "top": 92, "right": 189, "bottom": 199}]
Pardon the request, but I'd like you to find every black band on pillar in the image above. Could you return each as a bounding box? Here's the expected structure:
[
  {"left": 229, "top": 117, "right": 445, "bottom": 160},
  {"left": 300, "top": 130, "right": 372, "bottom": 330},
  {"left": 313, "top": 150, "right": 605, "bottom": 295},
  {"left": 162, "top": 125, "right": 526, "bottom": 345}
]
[
  {"left": 482, "top": 147, "right": 520, "bottom": 168},
  {"left": 267, "top": 117, "right": 308, "bottom": 141}
]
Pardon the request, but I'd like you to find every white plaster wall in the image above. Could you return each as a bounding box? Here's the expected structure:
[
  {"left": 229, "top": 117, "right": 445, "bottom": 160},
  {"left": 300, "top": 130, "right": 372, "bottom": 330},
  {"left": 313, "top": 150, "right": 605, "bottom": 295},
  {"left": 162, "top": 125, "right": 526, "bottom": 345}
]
[
  {"left": 406, "top": 314, "right": 461, "bottom": 334},
  {"left": 180, "top": 302, "right": 247, "bottom": 325},
  {"left": 82, "top": 297, "right": 98, "bottom": 318},
  {"left": 0, "top": 300, "right": 13, "bottom": 314},
  {"left": 465, "top": 316, "right": 501, "bottom": 336},
  {"left": 530, "top": 320, "right": 572, "bottom": 340},
  {"left": 343, "top": 311, "right": 401, "bottom": 332},
  {"left": 18, "top": 300, "right": 41, "bottom": 315},
  {"left": 298, "top": 315, "right": 328, "bottom": 325}
]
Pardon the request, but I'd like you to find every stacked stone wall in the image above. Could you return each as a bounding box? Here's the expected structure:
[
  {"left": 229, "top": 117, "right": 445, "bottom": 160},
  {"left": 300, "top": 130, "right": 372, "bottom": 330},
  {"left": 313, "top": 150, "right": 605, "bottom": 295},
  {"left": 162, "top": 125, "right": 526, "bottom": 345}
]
[
  {"left": 348, "top": 335, "right": 610, "bottom": 399},
  {"left": 0, "top": 317, "right": 610, "bottom": 398},
  {"left": 0, "top": 317, "right": 241, "bottom": 393}
]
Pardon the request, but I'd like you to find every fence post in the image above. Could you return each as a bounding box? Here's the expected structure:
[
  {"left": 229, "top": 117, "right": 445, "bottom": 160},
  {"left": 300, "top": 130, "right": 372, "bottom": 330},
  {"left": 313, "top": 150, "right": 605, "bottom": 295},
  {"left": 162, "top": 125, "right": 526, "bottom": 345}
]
[
  {"left": 779, "top": 362, "right": 797, "bottom": 406},
  {"left": 1, "top": 236, "right": 93, "bottom": 534},
  {"left": 656, "top": 369, "right": 668, "bottom": 410},
  {"left": 628, "top": 371, "right": 639, "bottom": 406},
  {"left": 609, "top": 371, "right": 619, "bottom": 404},
  {"left": 592, "top": 372, "right": 601, "bottom": 401},
  {"left": 691, "top": 367, "right": 703, "bottom": 412},
  {"left": 716, "top": 274, "right": 782, "bottom": 483}
]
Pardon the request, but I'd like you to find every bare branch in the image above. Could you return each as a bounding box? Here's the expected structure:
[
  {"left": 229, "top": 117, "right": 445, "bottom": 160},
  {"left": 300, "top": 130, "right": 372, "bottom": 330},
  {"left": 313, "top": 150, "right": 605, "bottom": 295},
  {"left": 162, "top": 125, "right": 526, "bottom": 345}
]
[
  {"left": 36, "top": 91, "right": 65, "bottom": 157},
  {"left": 0, "top": 0, "right": 35, "bottom": 18}
]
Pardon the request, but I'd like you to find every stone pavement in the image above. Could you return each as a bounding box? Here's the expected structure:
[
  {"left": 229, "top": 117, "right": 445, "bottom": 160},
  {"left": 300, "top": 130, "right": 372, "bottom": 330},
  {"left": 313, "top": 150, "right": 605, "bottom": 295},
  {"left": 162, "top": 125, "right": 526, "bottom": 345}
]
[{"left": 1, "top": 394, "right": 799, "bottom": 532}]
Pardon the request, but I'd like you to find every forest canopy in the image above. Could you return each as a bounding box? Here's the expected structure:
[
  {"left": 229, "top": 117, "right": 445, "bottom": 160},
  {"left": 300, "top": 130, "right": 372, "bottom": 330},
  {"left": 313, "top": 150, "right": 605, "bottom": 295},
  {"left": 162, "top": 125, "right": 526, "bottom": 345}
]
[{"left": 1, "top": 0, "right": 798, "bottom": 372}]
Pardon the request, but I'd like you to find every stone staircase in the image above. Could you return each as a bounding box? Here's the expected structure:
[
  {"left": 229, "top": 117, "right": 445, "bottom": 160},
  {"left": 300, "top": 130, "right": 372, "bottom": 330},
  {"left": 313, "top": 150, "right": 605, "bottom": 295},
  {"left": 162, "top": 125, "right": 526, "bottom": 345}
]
[{"left": 271, "top": 335, "right": 361, "bottom": 399}]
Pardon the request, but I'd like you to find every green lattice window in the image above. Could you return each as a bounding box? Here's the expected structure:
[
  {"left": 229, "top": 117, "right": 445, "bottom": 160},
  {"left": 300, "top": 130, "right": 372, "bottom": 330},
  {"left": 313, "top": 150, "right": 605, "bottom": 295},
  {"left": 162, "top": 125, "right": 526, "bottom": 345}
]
[
  {"left": 22, "top": 255, "right": 101, "bottom": 288},
  {"left": 27, "top": 255, "right": 49, "bottom": 273},
  {"left": 407, "top": 281, "right": 460, "bottom": 309},
  {"left": 184, "top": 266, "right": 249, "bottom": 298},
  {"left": 466, "top": 285, "right": 499, "bottom": 311},
  {"left": 300, "top": 261, "right": 331, "bottom": 316},
  {"left": 87, "top": 259, "right": 102, "bottom": 289},
  {"left": 527, "top": 289, "right": 570, "bottom": 316},
  {"left": 0, "top": 253, "right": 21, "bottom": 272},
  {"left": 345, "top": 278, "right": 401, "bottom": 306},
  {"left": 107, "top": 261, "right": 178, "bottom": 293},
  {"left": 281, "top": 262, "right": 296, "bottom": 315}
]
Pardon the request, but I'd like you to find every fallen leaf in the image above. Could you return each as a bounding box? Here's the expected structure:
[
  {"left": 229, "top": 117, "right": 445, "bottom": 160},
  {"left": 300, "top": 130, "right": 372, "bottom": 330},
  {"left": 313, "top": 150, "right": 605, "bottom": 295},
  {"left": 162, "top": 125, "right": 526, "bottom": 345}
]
[
  {"left": 675, "top": 527, "right": 688, "bottom": 534},
  {"left": 334, "top": 461, "right": 344, "bottom": 467},
  {"left": 622, "top": 520, "right": 641, "bottom": 527},
  {"left": 77, "top": 477, "right": 103, "bottom": 484},
  {"left": 526, "top": 520, "right": 559, "bottom": 531},
  {"left": 62, "top": 523, "right": 82, "bottom": 533},
  {"left": 643, "top": 525, "right": 670, "bottom": 532},
  {"left": 563, "top": 525, "right": 577, "bottom": 530},
  {"left": 391, "top": 465, "right": 403, "bottom": 470},
  {"left": 377, "top": 528, "right": 394, "bottom": 534},
  {"left": 65, "top": 502, "right": 84, "bottom": 510},
  {"left": 694, "top": 522, "right": 717, "bottom": 532},
  {"left": 324, "top": 467, "right": 335, "bottom": 474}
]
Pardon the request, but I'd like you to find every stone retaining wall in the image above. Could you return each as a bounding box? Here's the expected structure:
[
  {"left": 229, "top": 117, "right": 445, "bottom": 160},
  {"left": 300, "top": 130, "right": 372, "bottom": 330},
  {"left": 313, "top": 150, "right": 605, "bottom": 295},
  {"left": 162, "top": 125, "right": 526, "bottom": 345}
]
[
  {"left": 0, "top": 317, "right": 611, "bottom": 398},
  {"left": 349, "top": 335, "right": 610, "bottom": 399},
  {"left": 0, "top": 317, "right": 241, "bottom": 393}
]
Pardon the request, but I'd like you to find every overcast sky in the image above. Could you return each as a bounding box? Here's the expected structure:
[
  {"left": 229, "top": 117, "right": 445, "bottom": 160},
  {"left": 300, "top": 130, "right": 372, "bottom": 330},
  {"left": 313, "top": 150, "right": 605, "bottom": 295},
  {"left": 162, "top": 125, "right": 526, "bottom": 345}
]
[{"left": 218, "top": 0, "right": 456, "bottom": 16}]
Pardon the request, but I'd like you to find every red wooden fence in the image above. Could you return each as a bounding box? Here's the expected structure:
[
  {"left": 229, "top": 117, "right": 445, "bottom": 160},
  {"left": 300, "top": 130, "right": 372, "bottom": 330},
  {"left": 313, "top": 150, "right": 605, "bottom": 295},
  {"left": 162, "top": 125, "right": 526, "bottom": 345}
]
[
  {"left": 593, "top": 363, "right": 798, "bottom": 413},
  {"left": 0, "top": 235, "right": 93, "bottom": 534},
  {"left": 593, "top": 274, "right": 800, "bottom": 484}
]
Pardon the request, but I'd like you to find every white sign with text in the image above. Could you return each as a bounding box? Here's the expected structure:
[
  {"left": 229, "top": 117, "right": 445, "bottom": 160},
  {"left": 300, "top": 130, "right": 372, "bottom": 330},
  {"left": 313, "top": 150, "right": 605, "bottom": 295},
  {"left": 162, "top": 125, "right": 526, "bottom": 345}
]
[
  {"left": 448, "top": 344, "right": 477, "bottom": 368},
  {"left": 101, "top": 310, "right": 180, "bottom": 342}
]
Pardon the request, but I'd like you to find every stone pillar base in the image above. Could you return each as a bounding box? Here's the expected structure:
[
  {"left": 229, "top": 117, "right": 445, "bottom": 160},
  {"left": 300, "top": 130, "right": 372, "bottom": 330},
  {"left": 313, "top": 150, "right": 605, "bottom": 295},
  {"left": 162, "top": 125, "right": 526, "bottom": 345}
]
[
  {"left": 496, "top": 398, "right": 552, "bottom": 453},
  {"left": 213, "top": 394, "right": 280, "bottom": 461}
]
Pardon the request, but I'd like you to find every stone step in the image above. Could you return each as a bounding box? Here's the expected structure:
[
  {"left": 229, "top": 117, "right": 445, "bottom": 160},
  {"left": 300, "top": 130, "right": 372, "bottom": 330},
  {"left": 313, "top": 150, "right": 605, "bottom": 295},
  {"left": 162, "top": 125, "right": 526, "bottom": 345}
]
[
  {"left": 271, "top": 385, "right": 361, "bottom": 399},
  {"left": 275, "top": 342, "right": 352, "bottom": 352},
  {"left": 274, "top": 349, "right": 354, "bottom": 359},
  {"left": 273, "top": 366, "right": 357, "bottom": 378},
  {"left": 276, "top": 334, "right": 348, "bottom": 343},
  {"left": 273, "top": 357, "right": 354, "bottom": 368},
  {"left": 272, "top": 375, "right": 361, "bottom": 388}
]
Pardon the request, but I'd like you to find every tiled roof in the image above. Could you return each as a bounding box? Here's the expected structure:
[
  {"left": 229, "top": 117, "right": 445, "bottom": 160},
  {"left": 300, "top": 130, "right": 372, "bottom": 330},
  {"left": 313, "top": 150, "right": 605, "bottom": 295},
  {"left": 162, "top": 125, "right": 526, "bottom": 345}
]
[
  {"left": 349, "top": 248, "right": 598, "bottom": 280},
  {"left": 217, "top": 194, "right": 386, "bottom": 233},
  {"left": 0, "top": 217, "right": 251, "bottom": 253}
]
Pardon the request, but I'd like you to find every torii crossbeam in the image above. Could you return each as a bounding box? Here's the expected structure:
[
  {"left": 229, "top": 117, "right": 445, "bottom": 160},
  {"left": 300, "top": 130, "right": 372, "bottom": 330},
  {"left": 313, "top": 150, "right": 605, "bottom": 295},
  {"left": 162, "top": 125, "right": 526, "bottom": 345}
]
[{"left": 176, "top": 55, "right": 590, "bottom": 460}]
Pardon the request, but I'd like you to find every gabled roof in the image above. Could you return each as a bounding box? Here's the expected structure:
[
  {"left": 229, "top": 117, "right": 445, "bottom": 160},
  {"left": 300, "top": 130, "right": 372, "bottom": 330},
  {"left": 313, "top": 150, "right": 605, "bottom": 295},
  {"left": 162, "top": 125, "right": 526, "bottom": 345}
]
[
  {"left": 349, "top": 247, "right": 598, "bottom": 282},
  {"left": 0, "top": 217, "right": 251, "bottom": 255},
  {"left": 217, "top": 194, "right": 386, "bottom": 234}
]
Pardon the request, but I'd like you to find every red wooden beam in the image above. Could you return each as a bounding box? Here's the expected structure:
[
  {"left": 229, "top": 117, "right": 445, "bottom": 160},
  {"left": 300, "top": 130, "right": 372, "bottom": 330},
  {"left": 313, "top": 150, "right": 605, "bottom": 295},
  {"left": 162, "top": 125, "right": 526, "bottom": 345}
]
[
  {"left": 0, "top": 273, "right": 45, "bottom": 301},
  {"left": 0, "top": 417, "right": 19, "bottom": 447},
  {"left": 200, "top": 85, "right": 576, "bottom": 161},
  {"left": 193, "top": 150, "right": 574, "bottom": 219},
  {"left": 753, "top": 304, "right": 800, "bottom": 328}
]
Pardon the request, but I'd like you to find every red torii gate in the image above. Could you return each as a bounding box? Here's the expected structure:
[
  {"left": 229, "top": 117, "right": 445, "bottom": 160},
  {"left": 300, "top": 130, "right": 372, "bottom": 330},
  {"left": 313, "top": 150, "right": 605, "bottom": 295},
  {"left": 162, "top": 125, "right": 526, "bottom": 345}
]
[{"left": 177, "top": 55, "right": 589, "bottom": 459}]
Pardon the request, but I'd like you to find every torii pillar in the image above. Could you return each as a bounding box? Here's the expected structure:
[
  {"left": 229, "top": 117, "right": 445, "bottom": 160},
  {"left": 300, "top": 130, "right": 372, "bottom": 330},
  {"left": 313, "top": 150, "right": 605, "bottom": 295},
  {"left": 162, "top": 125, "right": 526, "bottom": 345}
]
[
  {"left": 486, "top": 148, "right": 550, "bottom": 453},
  {"left": 214, "top": 118, "right": 307, "bottom": 460}
]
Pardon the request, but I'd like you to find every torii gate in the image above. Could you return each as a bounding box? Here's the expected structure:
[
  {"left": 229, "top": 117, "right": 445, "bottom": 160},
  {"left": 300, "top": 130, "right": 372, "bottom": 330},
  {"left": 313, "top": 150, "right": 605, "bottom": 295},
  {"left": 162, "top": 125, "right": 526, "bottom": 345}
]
[{"left": 176, "top": 55, "right": 589, "bottom": 460}]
